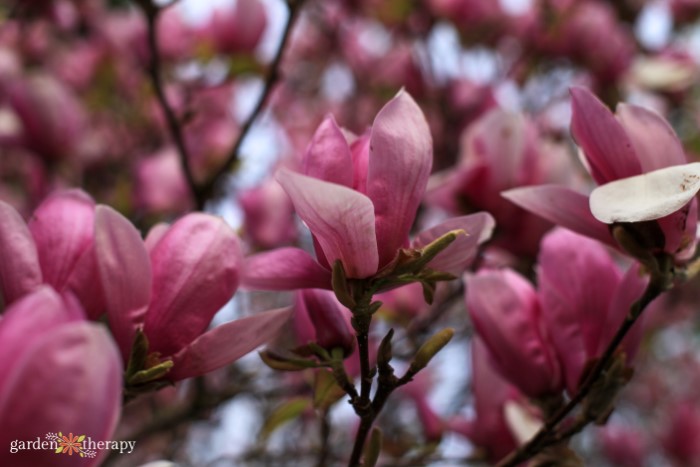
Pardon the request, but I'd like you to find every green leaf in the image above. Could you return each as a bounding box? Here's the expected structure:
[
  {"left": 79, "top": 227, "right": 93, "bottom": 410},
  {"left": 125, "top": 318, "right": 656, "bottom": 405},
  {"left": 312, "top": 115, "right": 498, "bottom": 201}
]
[{"left": 259, "top": 398, "right": 311, "bottom": 441}]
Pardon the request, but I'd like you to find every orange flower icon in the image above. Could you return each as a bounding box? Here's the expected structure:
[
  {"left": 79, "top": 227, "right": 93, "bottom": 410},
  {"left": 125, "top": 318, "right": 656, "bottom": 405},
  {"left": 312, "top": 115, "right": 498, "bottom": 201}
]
[{"left": 56, "top": 432, "right": 85, "bottom": 456}]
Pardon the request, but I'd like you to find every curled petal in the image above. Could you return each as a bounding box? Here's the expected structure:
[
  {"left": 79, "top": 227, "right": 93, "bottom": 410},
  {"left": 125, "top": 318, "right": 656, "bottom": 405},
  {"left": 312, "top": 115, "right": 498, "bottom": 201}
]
[
  {"left": 144, "top": 214, "right": 242, "bottom": 357},
  {"left": 277, "top": 169, "right": 378, "bottom": 278},
  {"left": 0, "top": 322, "right": 122, "bottom": 467},
  {"left": 302, "top": 115, "right": 354, "bottom": 187},
  {"left": 589, "top": 163, "right": 700, "bottom": 223},
  {"left": 0, "top": 201, "right": 41, "bottom": 304},
  {"left": 242, "top": 247, "right": 332, "bottom": 290},
  {"left": 95, "top": 205, "right": 152, "bottom": 356},
  {"left": 368, "top": 90, "right": 433, "bottom": 267},
  {"left": 570, "top": 87, "right": 640, "bottom": 183},
  {"left": 28, "top": 189, "right": 95, "bottom": 291},
  {"left": 169, "top": 307, "right": 291, "bottom": 380},
  {"left": 503, "top": 185, "right": 613, "bottom": 247},
  {"left": 413, "top": 212, "right": 495, "bottom": 275}
]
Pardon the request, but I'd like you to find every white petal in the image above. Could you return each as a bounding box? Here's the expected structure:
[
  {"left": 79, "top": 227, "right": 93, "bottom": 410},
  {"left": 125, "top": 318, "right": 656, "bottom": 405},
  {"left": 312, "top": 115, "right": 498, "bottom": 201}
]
[{"left": 590, "top": 163, "right": 700, "bottom": 223}]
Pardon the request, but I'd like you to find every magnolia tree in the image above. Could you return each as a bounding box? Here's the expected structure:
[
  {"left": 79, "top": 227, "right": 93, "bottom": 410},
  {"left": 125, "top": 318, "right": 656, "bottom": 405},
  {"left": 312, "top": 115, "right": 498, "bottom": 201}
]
[{"left": 3, "top": 0, "right": 700, "bottom": 466}]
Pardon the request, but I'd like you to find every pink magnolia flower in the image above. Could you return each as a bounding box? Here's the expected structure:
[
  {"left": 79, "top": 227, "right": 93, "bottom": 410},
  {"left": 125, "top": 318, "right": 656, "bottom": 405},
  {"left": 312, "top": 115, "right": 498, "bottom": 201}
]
[
  {"left": 94, "top": 206, "right": 291, "bottom": 381},
  {"left": 0, "top": 287, "right": 122, "bottom": 467},
  {"left": 0, "top": 190, "right": 103, "bottom": 317},
  {"left": 537, "top": 228, "right": 649, "bottom": 395},
  {"left": 243, "top": 91, "right": 494, "bottom": 289},
  {"left": 465, "top": 268, "right": 562, "bottom": 398},
  {"left": 427, "top": 108, "right": 578, "bottom": 255},
  {"left": 504, "top": 86, "right": 698, "bottom": 262}
]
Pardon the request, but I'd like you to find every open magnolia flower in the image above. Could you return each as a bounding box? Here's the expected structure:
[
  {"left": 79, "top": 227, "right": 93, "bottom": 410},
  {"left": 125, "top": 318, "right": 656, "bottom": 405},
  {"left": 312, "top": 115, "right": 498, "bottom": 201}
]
[
  {"left": 503, "top": 86, "right": 699, "bottom": 262},
  {"left": 94, "top": 206, "right": 291, "bottom": 384},
  {"left": 243, "top": 91, "right": 494, "bottom": 291}
]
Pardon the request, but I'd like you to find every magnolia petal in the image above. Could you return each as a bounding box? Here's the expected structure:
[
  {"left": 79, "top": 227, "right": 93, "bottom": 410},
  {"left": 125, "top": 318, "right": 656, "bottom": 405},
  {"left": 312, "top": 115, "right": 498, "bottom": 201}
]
[
  {"left": 538, "top": 228, "right": 621, "bottom": 394},
  {"left": 241, "top": 247, "right": 332, "bottom": 290},
  {"left": 302, "top": 115, "right": 354, "bottom": 187},
  {"left": 616, "top": 103, "right": 687, "bottom": 172},
  {"left": 465, "top": 269, "right": 561, "bottom": 398},
  {"left": 367, "top": 91, "right": 433, "bottom": 267},
  {"left": 94, "top": 205, "right": 152, "bottom": 357},
  {"left": 0, "top": 201, "right": 41, "bottom": 304},
  {"left": 63, "top": 242, "right": 105, "bottom": 320},
  {"left": 277, "top": 169, "right": 378, "bottom": 278},
  {"left": 144, "top": 222, "right": 170, "bottom": 252},
  {"left": 144, "top": 214, "right": 241, "bottom": 357},
  {"left": 503, "top": 185, "right": 613, "bottom": 247},
  {"left": 169, "top": 307, "right": 291, "bottom": 380},
  {"left": 413, "top": 212, "right": 495, "bottom": 275},
  {"left": 599, "top": 263, "right": 649, "bottom": 361},
  {"left": 570, "top": 87, "right": 641, "bottom": 184},
  {"left": 0, "top": 322, "right": 121, "bottom": 467},
  {"left": 0, "top": 287, "right": 78, "bottom": 379},
  {"left": 589, "top": 163, "right": 700, "bottom": 223},
  {"left": 28, "top": 189, "right": 95, "bottom": 291}
]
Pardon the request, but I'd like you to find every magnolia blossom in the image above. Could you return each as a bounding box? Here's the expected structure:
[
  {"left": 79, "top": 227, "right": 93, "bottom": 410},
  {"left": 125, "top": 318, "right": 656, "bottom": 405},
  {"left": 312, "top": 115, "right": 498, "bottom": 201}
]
[
  {"left": 0, "top": 190, "right": 103, "bottom": 316},
  {"left": 504, "top": 86, "right": 699, "bottom": 262},
  {"left": 94, "top": 206, "right": 291, "bottom": 381},
  {"left": 243, "top": 91, "right": 494, "bottom": 290},
  {"left": 427, "top": 108, "right": 578, "bottom": 255},
  {"left": 0, "top": 287, "right": 122, "bottom": 467},
  {"left": 466, "top": 227, "right": 650, "bottom": 398}
]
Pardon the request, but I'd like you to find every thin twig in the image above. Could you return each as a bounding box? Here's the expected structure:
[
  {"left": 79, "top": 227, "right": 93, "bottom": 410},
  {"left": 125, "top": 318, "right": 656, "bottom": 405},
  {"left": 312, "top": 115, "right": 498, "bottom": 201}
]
[
  {"left": 140, "top": 2, "right": 204, "bottom": 208},
  {"left": 198, "top": 0, "right": 306, "bottom": 202}
]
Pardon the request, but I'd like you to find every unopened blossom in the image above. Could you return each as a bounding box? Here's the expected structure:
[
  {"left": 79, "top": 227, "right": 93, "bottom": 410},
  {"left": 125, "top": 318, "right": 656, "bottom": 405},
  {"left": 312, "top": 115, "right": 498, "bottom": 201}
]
[
  {"left": 94, "top": 206, "right": 291, "bottom": 381},
  {"left": 0, "top": 287, "right": 122, "bottom": 467},
  {"left": 243, "top": 91, "right": 494, "bottom": 290},
  {"left": 504, "top": 86, "right": 699, "bottom": 263},
  {"left": 203, "top": 0, "right": 267, "bottom": 55},
  {"left": 0, "top": 190, "right": 103, "bottom": 317},
  {"left": 239, "top": 176, "right": 297, "bottom": 250}
]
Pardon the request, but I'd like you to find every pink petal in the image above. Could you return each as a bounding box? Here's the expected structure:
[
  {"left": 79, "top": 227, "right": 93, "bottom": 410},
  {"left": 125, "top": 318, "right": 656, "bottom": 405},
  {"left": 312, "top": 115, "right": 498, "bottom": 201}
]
[
  {"left": 657, "top": 198, "right": 698, "bottom": 259},
  {"left": 277, "top": 169, "right": 378, "bottom": 278},
  {"left": 0, "top": 322, "right": 122, "bottom": 467},
  {"left": 241, "top": 247, "right": 332, "bottom": 290},
  {"left": 350, "top": 132, "right": 371, "bottom": 194},
  {"left": 502, "top": 185, "right": 614, "bottom": 248},
  {"left": 169, "top": 307, "right": 291, "bottom": 380},
  {"left": 616, "top": 103, "right": 687, "bottom": 172},
  {"left": 0, "top": 201, "right": 41, "bottom": 304},
  {"left": 63, "top": 242, "right": 105, "bottom": 320},
  {"left": 144, "top": 222, "right": 170, "bottom": 252},
  {"left": 28, "top": 189, "right": 95, "bottom": 291},
  {"left": 570, "top": 87, "right": 640, "bottom": 184},
  {"left": 412, "top": 212, "right": 495, "bottom": 275},
  {"left": 144, "top": 213, "right": 242, "bottom": 356},
  {"left": 465, "top": 269, "right": 561, "bottom": 398},
  {"left": 302, "top": 114, "right": 354, "bottom": 187},
  {"left": 599, "top": 263, "right": 649, "bottom": 361},
  {"left": 0, "top": 287, "right": 78, "bottom": 379},
  {"left": 367, "top": 91, "right": 433, "bottom": 267},
  {"left": 94, "top": 205, "right": 152, "bottom": 357},
  {"left": 538, "top": 228, "right": 621, "bottom": 394}
]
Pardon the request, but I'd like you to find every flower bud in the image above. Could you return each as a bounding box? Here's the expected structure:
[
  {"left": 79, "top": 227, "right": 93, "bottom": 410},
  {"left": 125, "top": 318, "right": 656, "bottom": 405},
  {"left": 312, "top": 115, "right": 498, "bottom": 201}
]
[{"left": 298, "top": 289, "right": 355, "bottom": 357}]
